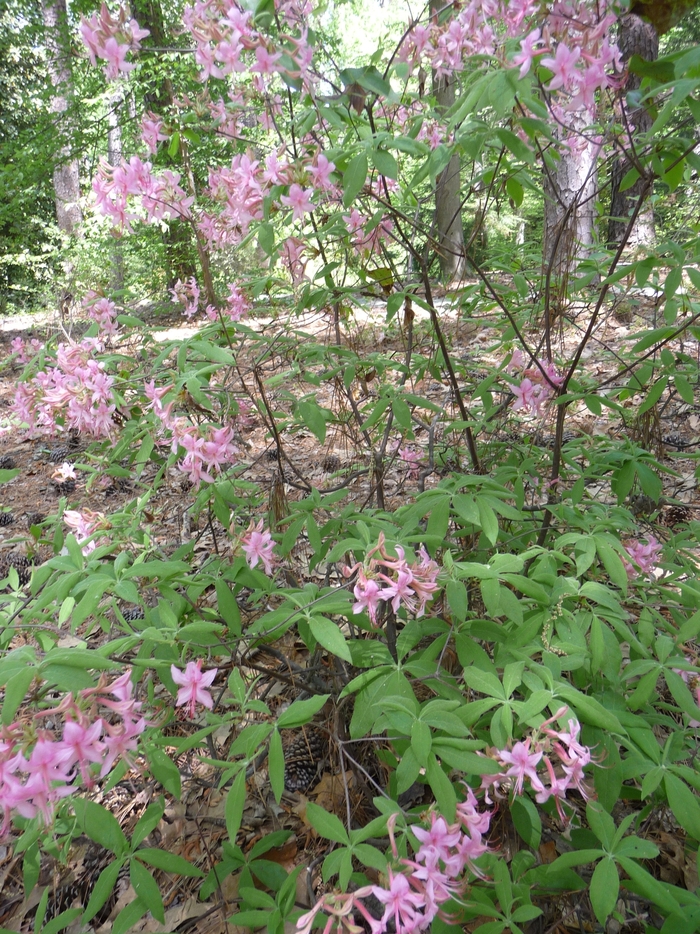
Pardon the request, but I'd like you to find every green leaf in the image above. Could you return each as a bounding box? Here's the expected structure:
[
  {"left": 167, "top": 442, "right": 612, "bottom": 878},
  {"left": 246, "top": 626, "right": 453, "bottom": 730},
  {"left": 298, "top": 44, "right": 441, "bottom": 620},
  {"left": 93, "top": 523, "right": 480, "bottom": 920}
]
[
  {"left": 148, "top": 747, "right": 181, "bottom": 798},
  {"left": 309, "top": 617, "right": 352, "bottom": 662},
  {"left": 495, "top": 128, "right": 534, "bottom": 162},
  {"left": 297, "top": 400, "right": 328, "bottom": 444},
  {"left": 674, "top": 375, "right": 694, "bottom": 405},
  {"left": 590, "top": 858, "right": 619, "bottom": 925},
  {"left": 306, "top": 801, "right": 349, "bottom": 844},
  {"left": 595, "top": 537, "right": 628, "bottom": 592},
  {"left": 586, "top": 801, "right": 616, "bottom": 848},
  {"left": 131, "top": 800, "right": 165, "bottom": 850},
  {"left": 556, "top": 685, "right": 624, "bottom": 733},
  {"left": 426, "top": 756, "right": 456, "bottom": 822},
  {"left": 111, "top": 896, "right": 148, "bottom": 934},
  {"left": 229, "top": 910, "right": 273, "bottom": 927},
  {"left": 477, "top": 498, "right": 499, "bottom": 546},
  {"left": 226, "top": 770, "right": 247, "bottom": 842},
  {"left": 2, "top": 667, "right": 34, "bottom": 725},
  {"left": 34, "top": 885, "right": 52, "bottom": 934},
  {"left": 665, "top": 773, "right": 700, "bottom": 840},
  {"left": 41, "top": 909, "right": 84, "bottom": 934},
  {"left": 462, "top": 667, "right": 505, "bottom": 699},
  {"left": 269, "top": 729, "right": 285, "bottom": 803},
  {"left": 136, "top": 848, "right": 205, "bottom": 877},
  {"left": 617, "top": 857, "right": 682, "bottom": 916},
  {"left": 411, "top": 719, "right": 432, "bottom": 768},
  {"left": 432, "top": 739, "right": 501, "bottom": 774},
  {"left": 258, "top": 221, "right": 275, "bottom": 255},
  {"left": 82, "top": 859, "right": 125, "bottom": 923},
  {"left": 446, "top": 580, "right": 468, "bottom": 623},
  {"left": 277, "top": 694, "right": 330, "bottom": 729},
  {"left": 343, "top": 152, "right": 368, "bottom": 208},
  {"left": 511, "top": 796, "right": 541, "bottom": 849},
  {"left": 370, "top": 147, "right": 398, "bottom": 179},
  {"left": 130, "top": 859, "right": 164, "bottom": 923},
  {"left": 73, "top": 800, "right": 128, "bottom": 856},
  {"left": 614, "top": 836, "right": 659, "bottom": 859}
]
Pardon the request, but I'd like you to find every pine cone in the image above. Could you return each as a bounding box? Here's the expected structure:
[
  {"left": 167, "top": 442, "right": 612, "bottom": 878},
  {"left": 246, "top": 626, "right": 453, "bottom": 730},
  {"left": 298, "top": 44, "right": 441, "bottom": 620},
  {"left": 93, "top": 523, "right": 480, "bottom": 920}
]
[
  {"left": 664, "top": 504, "right": 692, "bottom": 527},
  {"left": 283, "top": 727, "right": 327, "bottom": 793},
  {"left": 48, "top": 447, "right": 71, "bottom": 464}
]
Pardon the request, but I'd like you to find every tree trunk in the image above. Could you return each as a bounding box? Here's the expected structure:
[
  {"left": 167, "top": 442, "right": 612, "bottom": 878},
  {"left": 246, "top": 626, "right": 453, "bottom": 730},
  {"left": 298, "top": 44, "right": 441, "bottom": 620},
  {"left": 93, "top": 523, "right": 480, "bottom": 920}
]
[
  {"left": 131, "top": 0, "right": 199, "bottom": 289},
  {"left": 42, "top": 0, "right": 83, "bottom": 236},
  {"left": 543, "top": 117, "right": 598, "bottom": 286},
  {"left": 608, "top": 14, "right": 659, "bottom": 248},
  {"left": 107, "top": 89, "right": 125, "bottom": 292},
  {"left": 430, "top": 0, "right": 466, "bottom": 283}
]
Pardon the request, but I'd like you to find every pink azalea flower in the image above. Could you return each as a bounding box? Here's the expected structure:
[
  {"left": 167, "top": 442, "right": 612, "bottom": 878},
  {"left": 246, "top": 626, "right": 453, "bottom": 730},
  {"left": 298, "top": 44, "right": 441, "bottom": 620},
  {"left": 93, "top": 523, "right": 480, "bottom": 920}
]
[
  {"left": 352, "top": 569, "right": 383, "bottom": 625},
  {"left": 251, "top": 43, "right": 282, "bottom": 75},
  {"left": 622, "top": 536, "right": 662, "bottom": 579},
  {"left": 171, "top": 660, "right": 218, "bottom": 719},
  {"left": 509, "top": 377, "right": 537, "bottom": 412},
  {"left": 373, "top": 869, "right": 426, "bottom": 933},
  {"left": 308, "top": 153, "right": 336, "bottom": 191},
  {"left": 512, "top": 28, "right": 544, "bottom": 78},
  {"left": 241, "top": 519, "right": 276, "bottom": 575},
  {"left": 497, "top": 740, "right": 545, "bottom": 795},
  {"left": 541, "top": 42, "right": 581, "bottom": 92},
  {"left": 280, "top": 183, "right": 314, "bottom": 221},
  {"left": 61, "top": 718, "right": 105, "bottom": 786},
  {"left": 412, "top": 814, "right": 462, "bottom": 866}
]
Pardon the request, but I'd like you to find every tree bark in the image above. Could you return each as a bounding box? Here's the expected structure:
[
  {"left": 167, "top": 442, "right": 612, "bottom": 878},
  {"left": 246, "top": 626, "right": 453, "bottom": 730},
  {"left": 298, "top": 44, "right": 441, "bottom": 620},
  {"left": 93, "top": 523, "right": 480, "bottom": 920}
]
[
  {"left": 430, "top": 0, "right": 466, "bottom": 283},
  {"left": 608, "top": 13, "right": 659, "bottom": 248},
  {"left": 543, "top": 116, "right": 598, "bottom": 286},
  {"left": 131, "top": 0, "right": 199, "bottom": 288},
  {"left": 107, "top": 89, "right": 125, "bottom": 292},
  {"left": 41, "top": 0, "right": 83, "bottom": 236}
]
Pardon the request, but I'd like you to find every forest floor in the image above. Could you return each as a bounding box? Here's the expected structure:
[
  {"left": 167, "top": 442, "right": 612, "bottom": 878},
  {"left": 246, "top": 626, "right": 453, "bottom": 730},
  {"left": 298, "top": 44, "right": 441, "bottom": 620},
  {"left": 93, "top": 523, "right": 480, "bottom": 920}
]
[{"left": 0, "top": 288, "right": 698, "bottom": 933}]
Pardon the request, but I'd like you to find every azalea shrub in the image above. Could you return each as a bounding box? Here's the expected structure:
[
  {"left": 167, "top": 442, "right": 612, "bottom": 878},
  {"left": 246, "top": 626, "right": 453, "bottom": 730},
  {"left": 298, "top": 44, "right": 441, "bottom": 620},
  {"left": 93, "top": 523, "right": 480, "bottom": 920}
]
[{"left": 2, "top": 0, "right": 700, "bottom": 933}]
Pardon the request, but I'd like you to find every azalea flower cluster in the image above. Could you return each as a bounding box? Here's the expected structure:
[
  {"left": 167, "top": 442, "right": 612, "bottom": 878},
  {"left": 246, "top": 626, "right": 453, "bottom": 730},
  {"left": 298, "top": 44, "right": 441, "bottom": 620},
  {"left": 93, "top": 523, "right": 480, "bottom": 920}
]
[
  {"left": 237, "top": 518, "right": 277, "bottom": 575},
  {"left": 92, "top": 155, "right": 194, "bottom": 232},
  {"left": 182, "top": 0, "right": 312, "bottom": 88},
  {"left": 622, "top": 535, "right": 662, "bottom": 580},
  {"left": 0, "top": 671, "right": 146, "bottom": 837},
  {"left": 144, "top": 380, "right": 238, "bottom": 487},
  {"left": 505, "top": 348, "right": 564, "bottom": 417},
  {"left": 64, "top": 508, "right": 109, "bottom": 554},
  {"left": 171, "top": 659, "right": 218, "bottom": 718},
  {"left": 10, "top": 337, "right": 44, "bottom": 365},
  {"left": 298, "top": 791, "right": 492, "bottom": 934},
  {"left": 343, "top": 208, "right": 394, "bottom": 257},
  {"left": 79, "top": 1, "right": 149, "bottom": 80},
  {"left": 171, "top": 277, "right": 201, "bottom": 319},
  {"left": 345, "top": 533, "right": 440, "bottom": 626},
  {"left": 397, "top": 0, "right": 621, "bottom": 120},
  {"left": 13, "top": 338, "right": 118, "bottom": 439},
  {"left": 141, "top": 111, "right": 169, "bottom": 155},
  {"left": 397, "top": 444, "right": 423, "bottom": 480},
  {"left": 84, "top": 291, "right": 119, "bottom": 337},
  {"left": 169, "top": 277, "right": 251, "bottom": 323},
  {"left": 481, "top": 710, "right": 594, "bottom": 822}
]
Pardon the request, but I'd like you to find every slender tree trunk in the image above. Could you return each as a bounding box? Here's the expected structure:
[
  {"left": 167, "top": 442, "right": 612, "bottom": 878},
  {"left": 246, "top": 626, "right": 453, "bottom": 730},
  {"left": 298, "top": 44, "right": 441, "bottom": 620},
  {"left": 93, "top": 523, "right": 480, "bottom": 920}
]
[
  {"left": 543, "top": 117, "right": 598, "bottom": 286},
  {"left": 608, "top": 13, "right": 659, "bottom": 248},
  {"left": 430, "top": 0, "right": 465, "bottom": 283},
  {"left": 131, "top": 0, "right": 198, "bottom": 288},
  {"left": 42, "top": 0, "right": 83, "bottom": 236},
  {"left": 107, "top": 89, "right": 125, "bottom": 292}
]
